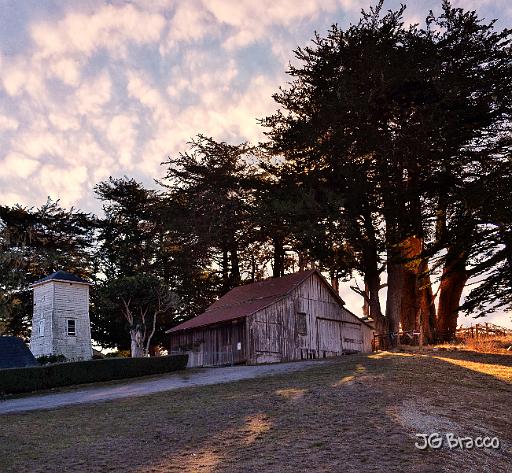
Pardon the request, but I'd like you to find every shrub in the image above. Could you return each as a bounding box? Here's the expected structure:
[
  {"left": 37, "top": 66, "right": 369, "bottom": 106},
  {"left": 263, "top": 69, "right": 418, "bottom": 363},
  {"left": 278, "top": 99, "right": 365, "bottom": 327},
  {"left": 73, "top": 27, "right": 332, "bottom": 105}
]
[
  {"left": 105, "top": 350, "right": 131, "bottom": 358},
  {"left": 0, "top": 354, "right": 188, "bottom": 395},
  {"left": 37, "top": 354, "right": 67, "bottom": 365}
]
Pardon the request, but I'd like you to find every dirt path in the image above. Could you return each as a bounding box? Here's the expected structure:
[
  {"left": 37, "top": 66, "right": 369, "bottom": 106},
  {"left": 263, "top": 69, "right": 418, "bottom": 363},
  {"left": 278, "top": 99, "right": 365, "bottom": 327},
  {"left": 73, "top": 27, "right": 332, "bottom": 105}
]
[{"left": 0, "top": 359, "right": 333, "bottom": 415}]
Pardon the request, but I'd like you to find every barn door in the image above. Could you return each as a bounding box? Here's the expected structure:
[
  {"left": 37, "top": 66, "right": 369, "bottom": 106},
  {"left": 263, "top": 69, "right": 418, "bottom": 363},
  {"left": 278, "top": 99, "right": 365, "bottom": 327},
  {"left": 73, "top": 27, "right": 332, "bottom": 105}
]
[
  {"left": 316, "top": 319, "right": 343, "bottom": 356},
  {"left": 341, "top": 322, "right": 363, "bottom": 353}
]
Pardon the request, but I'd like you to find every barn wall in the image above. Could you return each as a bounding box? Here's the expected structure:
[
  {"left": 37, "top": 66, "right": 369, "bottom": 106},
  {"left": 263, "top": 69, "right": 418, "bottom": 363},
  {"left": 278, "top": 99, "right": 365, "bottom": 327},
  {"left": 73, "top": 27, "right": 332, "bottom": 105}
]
[
  {"left": 169, "top": 319, "right": 247, "bottom": 368},
  {"left": 247, "top": 273, "right": 373, "bottom": 364}
]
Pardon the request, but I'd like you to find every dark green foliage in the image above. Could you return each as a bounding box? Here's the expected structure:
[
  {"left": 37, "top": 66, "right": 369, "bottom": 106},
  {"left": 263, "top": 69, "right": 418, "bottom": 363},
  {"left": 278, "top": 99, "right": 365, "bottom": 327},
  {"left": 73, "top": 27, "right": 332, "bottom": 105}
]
[
  {"left": 262, "top": 0, "right": 512, "bottom": 334},
  {"left": 0, "top": 354, "right": 188, "bottom": 395},
  {"left": 0, "top": 199, "right": 96, "bottom": 339},
  {"left": 161, "top": 135, "right": 258, "bottom": 293},
  {"left": 94, "top": 274, "right": 178, "bottom": 354},
  {"left": 36, "top": 354, "right": 67, "bottom": 365}
]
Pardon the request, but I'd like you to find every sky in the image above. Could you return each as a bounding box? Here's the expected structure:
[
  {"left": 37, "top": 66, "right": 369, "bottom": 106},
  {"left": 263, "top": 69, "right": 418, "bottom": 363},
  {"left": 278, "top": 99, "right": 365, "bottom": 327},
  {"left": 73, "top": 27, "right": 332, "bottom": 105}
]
[{"left": 0, "top": 0, "right": 511, "bottom": 327}]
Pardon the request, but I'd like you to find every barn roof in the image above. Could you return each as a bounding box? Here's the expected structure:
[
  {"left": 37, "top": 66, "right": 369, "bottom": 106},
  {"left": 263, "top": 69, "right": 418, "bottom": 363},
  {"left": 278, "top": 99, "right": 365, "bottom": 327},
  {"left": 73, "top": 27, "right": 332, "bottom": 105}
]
[
  {"left": 168, "top": 269, "right": 336, "bottom": 333},
  {"left": 31, "top": 270, "right": 92, "bottom": 288},
  {"left": 0, "top": 336, "right": 38, "bottom": 369}
]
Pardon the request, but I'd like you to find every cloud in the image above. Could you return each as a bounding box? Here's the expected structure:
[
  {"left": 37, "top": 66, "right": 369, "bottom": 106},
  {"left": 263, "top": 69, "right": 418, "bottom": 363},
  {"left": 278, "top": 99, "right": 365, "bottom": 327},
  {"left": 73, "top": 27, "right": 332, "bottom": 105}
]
[
  {"left": 106, "top": 114, "right": 140, "bottom": 168},
  {"left": 74, "top": 71, "right": 112, "bottom": 116},
  {"left": 0, "top": 115, "right": 19, "bottom": 131},
  {"left": 0, "top": 152, "right": 39, "bottom": 178},
  {"left": 160, "top": 0, "right": 221, "bottom": 54},
  {"left": 49, "top": 58, "right": 81, "bottom": 87},
  {"left": 30, "top": 3, "right": 165, "bottom": 59}
]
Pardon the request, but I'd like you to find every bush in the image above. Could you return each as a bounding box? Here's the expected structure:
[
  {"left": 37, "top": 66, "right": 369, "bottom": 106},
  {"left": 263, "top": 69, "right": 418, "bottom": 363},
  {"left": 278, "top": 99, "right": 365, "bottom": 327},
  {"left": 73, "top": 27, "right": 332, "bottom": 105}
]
[
  {"left": 105, "top": 350, "right": 131, "bottom": 358},
  {"left": 37, "top": 354, "right": 67, "bottom": 365},
  {"left": 0, "top": 354, "right": 188, "bottom": 395}
]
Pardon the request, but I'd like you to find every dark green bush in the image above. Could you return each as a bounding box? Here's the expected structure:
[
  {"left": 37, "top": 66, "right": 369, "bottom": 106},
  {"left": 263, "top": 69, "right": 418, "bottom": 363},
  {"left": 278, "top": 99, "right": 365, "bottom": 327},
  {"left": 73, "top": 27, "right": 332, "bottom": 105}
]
[
  {"left": 104, "top": 350, "right": 131, "bottom": 358},
  {"left": 37, "top": 354, "right": 67, "bottom": 365},
  {"left": 0, "top": 355, "right": 188, "bottom": 395}
]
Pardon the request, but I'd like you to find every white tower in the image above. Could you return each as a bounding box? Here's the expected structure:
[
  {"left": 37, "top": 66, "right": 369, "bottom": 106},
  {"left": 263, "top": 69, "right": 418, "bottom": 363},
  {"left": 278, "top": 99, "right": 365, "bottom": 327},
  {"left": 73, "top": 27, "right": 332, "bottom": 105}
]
[{"left": 30, "top": 271, "right": 93, "bottom": 361}]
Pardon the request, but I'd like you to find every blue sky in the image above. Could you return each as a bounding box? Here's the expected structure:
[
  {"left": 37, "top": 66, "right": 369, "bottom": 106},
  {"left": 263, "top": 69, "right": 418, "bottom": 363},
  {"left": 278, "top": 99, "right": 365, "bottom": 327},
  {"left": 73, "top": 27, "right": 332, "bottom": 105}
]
[{"left": 0, "top": 0, "right": 510, "bottom": 326}]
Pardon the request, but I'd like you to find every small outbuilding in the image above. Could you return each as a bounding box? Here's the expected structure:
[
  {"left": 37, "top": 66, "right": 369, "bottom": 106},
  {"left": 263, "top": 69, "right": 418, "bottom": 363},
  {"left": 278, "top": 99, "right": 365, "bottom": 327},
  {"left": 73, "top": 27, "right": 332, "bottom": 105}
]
[
  {"left": 168, "top": 269, "right": 373, "bottom": 367},
  {"left": 29, "top": 270, "right": 93, "bottom": 361},
  {"left": 0, "top": 336, "right": 38, "bottom": 369}
]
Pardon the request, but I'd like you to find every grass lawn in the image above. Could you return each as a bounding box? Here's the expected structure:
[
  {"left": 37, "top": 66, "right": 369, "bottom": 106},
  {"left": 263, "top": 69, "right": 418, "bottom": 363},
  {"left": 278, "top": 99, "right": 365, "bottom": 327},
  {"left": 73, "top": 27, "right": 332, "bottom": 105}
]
[{"left": 1, "top": 350, "right": 511, "bottom": 473}]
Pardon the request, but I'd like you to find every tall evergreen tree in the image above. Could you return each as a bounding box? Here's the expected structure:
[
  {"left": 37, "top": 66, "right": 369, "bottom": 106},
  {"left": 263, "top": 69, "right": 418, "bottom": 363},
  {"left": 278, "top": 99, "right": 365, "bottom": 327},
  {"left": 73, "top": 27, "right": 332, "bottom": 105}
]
[
  {"left": 0, "top": 199, "right": 96, "bottom": 338},
  {"left": 263, "top": 1, "right": 512, "bottom": 341}
]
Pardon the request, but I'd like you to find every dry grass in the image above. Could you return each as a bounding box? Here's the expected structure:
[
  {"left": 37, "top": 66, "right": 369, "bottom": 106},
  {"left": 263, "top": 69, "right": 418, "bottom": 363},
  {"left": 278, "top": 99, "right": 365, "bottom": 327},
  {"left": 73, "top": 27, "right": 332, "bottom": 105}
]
[
  {"left": 461, "top": 335, "right": 512, "bottom": 354},
  {"left": 1, "top": 350, "right": 511, "bottom": 473}
]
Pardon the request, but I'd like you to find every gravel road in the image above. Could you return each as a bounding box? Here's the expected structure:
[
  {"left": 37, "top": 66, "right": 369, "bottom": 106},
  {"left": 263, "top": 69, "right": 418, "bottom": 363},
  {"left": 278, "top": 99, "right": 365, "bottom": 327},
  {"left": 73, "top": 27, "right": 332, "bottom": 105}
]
[{"left": 0, "top": 358, "right": 334, "bottom": 415}]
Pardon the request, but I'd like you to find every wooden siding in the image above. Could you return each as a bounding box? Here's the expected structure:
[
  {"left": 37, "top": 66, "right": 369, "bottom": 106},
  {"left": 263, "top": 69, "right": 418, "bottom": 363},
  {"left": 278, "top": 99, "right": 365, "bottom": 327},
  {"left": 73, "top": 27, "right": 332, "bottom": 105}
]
[
  {"left": 30, "top": 281, "right": 92, "bottom": 361},
  {"left": 246, "top": 272, "right": 373, "bottom": 364},
  {"left": 169, "top": 272, "right": 373, "bottom": 367},
  {"left": 169, "top": 319, "right": 247, "bottom": 368}
]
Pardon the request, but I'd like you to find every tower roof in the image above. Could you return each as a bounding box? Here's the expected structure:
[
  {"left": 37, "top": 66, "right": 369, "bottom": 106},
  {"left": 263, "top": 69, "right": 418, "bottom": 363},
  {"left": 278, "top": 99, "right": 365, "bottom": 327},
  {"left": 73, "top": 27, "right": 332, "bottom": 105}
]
[{"left": 31, "top": 270, "right": 92, "bottom": 288}]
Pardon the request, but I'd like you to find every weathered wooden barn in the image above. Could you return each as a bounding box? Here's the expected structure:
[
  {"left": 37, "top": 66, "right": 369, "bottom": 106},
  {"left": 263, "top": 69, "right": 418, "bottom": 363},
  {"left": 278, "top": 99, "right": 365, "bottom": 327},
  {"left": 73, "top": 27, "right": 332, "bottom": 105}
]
[{"left": 168, "top": 270, "right": 373, "bottom": 367}]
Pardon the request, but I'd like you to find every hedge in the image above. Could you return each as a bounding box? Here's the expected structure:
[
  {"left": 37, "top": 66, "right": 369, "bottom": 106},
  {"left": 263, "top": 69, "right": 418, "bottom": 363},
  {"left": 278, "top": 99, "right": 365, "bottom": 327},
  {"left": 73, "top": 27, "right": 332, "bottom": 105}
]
[{"left": 0, "top": 354, "right": 188, "bottom": 395}]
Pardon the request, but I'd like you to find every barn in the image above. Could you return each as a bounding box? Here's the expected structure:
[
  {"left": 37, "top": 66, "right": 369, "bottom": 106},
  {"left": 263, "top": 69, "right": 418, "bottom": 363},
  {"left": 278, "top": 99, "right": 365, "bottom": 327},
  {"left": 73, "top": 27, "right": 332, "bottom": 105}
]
[{"left": 168, "top": 270, "right": 374, "bottom": 367}]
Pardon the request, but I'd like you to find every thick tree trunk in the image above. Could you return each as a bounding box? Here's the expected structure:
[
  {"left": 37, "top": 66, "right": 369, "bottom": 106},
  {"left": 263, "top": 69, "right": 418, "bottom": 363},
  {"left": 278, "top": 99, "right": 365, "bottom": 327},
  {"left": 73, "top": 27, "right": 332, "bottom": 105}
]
[
  {"left": 417, "top": 258, "right": 436, "bottom": 344},
  {"left": 386, "top": 260, "right": 404, "bottom": 337},
  {"left": 436, "top": 251, "right": 468, "bottom": 341},
  {"left": 362, "top": 248, "right": 388, "bottom": 341},
  {"left": 387, "top": 236, "right": 435, "bottom": 344}
]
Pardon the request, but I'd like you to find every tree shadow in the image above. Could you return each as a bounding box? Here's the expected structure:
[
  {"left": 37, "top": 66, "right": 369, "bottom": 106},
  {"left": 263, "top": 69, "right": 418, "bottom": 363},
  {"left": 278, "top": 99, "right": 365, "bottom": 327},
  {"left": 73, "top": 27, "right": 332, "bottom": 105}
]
[{"left": 2, "top": 351, "right": 511, "bottom": 473}]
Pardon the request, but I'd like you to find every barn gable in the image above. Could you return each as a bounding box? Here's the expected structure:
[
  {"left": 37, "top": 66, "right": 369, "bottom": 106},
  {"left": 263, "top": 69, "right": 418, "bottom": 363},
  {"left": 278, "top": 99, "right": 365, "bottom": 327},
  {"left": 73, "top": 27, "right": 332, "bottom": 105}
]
[{"left": 247, "top": 271, "right": 373, "bottom": 363}]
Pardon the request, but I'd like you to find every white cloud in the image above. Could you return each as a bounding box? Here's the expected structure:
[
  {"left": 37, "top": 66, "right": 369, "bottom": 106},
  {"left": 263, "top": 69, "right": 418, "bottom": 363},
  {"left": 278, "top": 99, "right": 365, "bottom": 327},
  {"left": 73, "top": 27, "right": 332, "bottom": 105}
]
[
  {"left": 74, "top": 71, "right": 112, "bottom": 116},
  {"left": 1, "top": 153, "right": 40, "bottom": 178},
  {"left": 31, "top": 4, "right": 165, "bottom": 59},
  {"left": 0, "top": 115, "right": 19, "bottom": 131},
  {"left": 160, "top": 0, "right": 220, "bottom": 54},
  {"left": 49, "top": 58, "right": 81, "bottom": 86},
  {"left": 106, "top": 114, "right": 139, "bottom": 168}
]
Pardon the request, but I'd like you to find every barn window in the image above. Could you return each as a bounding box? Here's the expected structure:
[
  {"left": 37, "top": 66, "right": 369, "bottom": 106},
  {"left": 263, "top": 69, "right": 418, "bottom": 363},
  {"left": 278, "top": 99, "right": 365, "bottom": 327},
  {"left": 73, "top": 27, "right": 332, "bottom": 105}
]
[
  {"left": 67, "top": 319, "right": 76, "bottom": 336},
  {"left": 296, "top": 312, "right": 307, "bottom": 335}
]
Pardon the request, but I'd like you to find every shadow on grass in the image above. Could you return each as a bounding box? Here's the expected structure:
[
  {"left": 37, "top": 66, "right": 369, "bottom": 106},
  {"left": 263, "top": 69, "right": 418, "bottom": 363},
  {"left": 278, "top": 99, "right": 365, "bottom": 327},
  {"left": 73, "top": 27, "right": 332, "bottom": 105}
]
[{"left": 1, "top": 351, "right": 511, "bottom": 473}]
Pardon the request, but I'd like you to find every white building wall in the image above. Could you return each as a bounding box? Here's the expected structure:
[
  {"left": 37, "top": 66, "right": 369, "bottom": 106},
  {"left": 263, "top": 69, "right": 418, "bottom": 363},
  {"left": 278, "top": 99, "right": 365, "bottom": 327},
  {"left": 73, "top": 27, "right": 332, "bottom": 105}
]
[
  {"left": 29, "top": 283, "right": 54, "bottom": 357},
  {"left": 29, "top": 280, "right": 92, "bottom": 361},
  {"left": 52, "top": 282, "right": 92, "bottom": 361}
]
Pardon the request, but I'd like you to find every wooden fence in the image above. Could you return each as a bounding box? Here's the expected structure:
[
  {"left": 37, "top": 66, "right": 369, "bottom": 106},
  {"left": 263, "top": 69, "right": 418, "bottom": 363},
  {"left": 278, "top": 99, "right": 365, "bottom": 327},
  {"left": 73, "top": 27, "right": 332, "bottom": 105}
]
[
  {"left": 372, "top": 323, "right": 512, "bottom": 350},
  {"left": 455, "top": 323, "right": 512, "bottom": 339}
]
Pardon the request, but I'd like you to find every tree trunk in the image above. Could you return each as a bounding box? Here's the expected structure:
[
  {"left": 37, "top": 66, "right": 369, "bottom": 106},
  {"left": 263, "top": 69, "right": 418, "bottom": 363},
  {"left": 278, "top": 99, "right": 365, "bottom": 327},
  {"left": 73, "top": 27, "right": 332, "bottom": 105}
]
[
  {"left": 230, "top": 244, "right": 241, "bottom": 287},
  {"left": 387, "top": 236, "right": 435, "bottom": 344},
  {"left": 362, "top": 248, "right": 387, "bottom": 340},
  {"left": 221, "top": 246, "right": 229, "bottom": 292},
  {"left": 330, "top": 272, "right": 339, "bottom": 294},
  {"left": 436, "top": 250, "right": 468, "bottom": 341},
  {"left": 273, "top": 236, "right": 284, "bottom": 278},
  {"left": 361, "top": 282, "right": 369, "bottom": 317},
  {"left": 386, "top": 260, "right": 404, "bottom": 338},
  {"left": 130, "top": 327, "right": 144, "bottom": 357}
]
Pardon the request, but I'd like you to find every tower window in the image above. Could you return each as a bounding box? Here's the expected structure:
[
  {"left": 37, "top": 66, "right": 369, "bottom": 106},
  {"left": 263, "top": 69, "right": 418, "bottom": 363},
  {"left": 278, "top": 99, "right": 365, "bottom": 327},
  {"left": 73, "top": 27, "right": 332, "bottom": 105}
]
[
  {"left": 67, "top": 319, "right": 76, "bottom": 336},
  {"left": 38, "top": 320, "right": 45, "bottom": 337}
]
